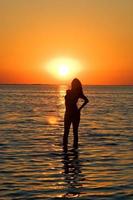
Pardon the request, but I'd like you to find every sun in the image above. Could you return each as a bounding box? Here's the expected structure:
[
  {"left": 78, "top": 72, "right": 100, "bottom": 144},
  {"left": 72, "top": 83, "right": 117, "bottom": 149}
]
[
  {"left": 58, "top": 64, "right": 69, "bottom": 76},
  {"left": 45, "top": 57, "right": 81, "bottom": 80}
]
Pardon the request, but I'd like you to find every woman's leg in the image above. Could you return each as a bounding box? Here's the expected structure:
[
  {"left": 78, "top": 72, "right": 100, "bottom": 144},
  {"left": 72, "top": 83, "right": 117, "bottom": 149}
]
[
  {"left": 63, "top": 113, "right": 71, "bottom": 148},
  {"left": 72, "top": 113, "right": 80, "bottom": 148}
]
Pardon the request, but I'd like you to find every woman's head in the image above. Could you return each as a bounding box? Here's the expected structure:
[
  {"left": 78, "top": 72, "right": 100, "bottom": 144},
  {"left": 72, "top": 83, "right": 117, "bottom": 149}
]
[{"left": 71, "top": 78, "right": 83, "bottom": 96}]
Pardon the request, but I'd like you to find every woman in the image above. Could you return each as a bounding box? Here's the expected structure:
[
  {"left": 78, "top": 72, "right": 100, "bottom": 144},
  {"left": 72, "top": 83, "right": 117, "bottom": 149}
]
[{"left": 63, "top": 78, "right": 89, "bottom": 149}]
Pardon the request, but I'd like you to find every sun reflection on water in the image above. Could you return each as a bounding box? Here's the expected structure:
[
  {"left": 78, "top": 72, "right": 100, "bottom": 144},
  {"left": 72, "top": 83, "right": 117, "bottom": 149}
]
[
  {"left": 58, "top": 84, "right": 67, "bottom": 104},
  {"left": 46, "top": 116, "right": 58, "bottom": 125}
]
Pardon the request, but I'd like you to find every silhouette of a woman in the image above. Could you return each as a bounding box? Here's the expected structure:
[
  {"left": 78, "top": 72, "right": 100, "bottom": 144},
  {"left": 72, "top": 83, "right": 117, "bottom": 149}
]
[{"left": 63, "top": 78, "right": 89, "bottom": 149}]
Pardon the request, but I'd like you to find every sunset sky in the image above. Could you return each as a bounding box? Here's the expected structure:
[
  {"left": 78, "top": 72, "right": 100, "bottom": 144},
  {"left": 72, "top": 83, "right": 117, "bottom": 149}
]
[{"left": 1, "top": 0, "right": 133, "bottom": 85}]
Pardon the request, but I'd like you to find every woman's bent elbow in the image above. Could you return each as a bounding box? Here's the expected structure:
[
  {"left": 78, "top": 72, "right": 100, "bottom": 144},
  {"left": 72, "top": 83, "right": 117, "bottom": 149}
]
[{"left": 86, "top": 99, "right": 89, "bottom": 104}]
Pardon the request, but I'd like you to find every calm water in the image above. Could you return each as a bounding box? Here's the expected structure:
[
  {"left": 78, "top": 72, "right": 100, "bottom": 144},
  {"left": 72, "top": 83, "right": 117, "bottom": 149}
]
[{"left": 0, "top": 85, "right": 133, "bottom": 200}]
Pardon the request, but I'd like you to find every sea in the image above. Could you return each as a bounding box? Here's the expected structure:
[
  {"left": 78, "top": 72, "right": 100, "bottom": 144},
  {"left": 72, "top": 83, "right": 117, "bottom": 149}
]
[{"left": 0, "top": 84, "right": 133, "bottom": 200}]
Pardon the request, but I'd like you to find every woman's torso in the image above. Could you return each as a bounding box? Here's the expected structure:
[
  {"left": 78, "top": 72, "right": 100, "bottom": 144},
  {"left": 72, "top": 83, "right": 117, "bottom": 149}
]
[{"left": 65, "top": 90, "right": 79, "bottom": 115}]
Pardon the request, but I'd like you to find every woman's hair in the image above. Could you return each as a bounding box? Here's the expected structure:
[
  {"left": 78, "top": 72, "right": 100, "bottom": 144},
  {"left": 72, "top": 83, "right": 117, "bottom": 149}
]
[{"left": 71, "top": 78, "right": 83, "bottom": 96}]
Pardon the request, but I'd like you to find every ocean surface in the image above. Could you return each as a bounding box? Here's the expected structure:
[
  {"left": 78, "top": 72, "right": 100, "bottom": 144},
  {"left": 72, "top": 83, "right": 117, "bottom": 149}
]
[{"left": 0, "top": 84, "right": 133, "bottom": 200}]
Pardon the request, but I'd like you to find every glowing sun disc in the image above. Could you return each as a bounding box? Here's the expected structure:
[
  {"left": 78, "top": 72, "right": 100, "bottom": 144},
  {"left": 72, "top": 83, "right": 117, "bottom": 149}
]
[
  {"left": 45, "top": 57, "right": 81, "bottom": 80},
  {"left": 59, "top": 65, "right": 69, "bottom": 76}
]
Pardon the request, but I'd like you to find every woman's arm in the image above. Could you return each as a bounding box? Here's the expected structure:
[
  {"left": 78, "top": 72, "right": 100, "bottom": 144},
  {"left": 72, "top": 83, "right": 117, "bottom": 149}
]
[{"left": 78, "top": 94, "right": 89, "bottom": 111}]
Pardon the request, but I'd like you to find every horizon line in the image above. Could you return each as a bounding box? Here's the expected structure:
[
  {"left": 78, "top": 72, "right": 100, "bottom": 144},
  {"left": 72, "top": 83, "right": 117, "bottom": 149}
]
[{"left": 0, "top": 83, "right": 133, "bottom": 86}]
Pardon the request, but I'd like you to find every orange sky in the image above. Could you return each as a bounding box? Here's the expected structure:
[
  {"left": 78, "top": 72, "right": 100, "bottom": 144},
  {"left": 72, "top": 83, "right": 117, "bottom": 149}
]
[{"left": 1, "top": 0, "right": 133, "bottom": 85}]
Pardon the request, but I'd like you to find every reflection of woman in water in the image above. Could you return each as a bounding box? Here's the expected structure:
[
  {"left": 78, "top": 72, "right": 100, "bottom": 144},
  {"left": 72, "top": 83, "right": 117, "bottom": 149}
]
[
  {"left": 63, "top": 149, "right": 83, "bottom": 198},
  {"left": 63, "top": 78, "right": 89, "bottom": 149}
]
